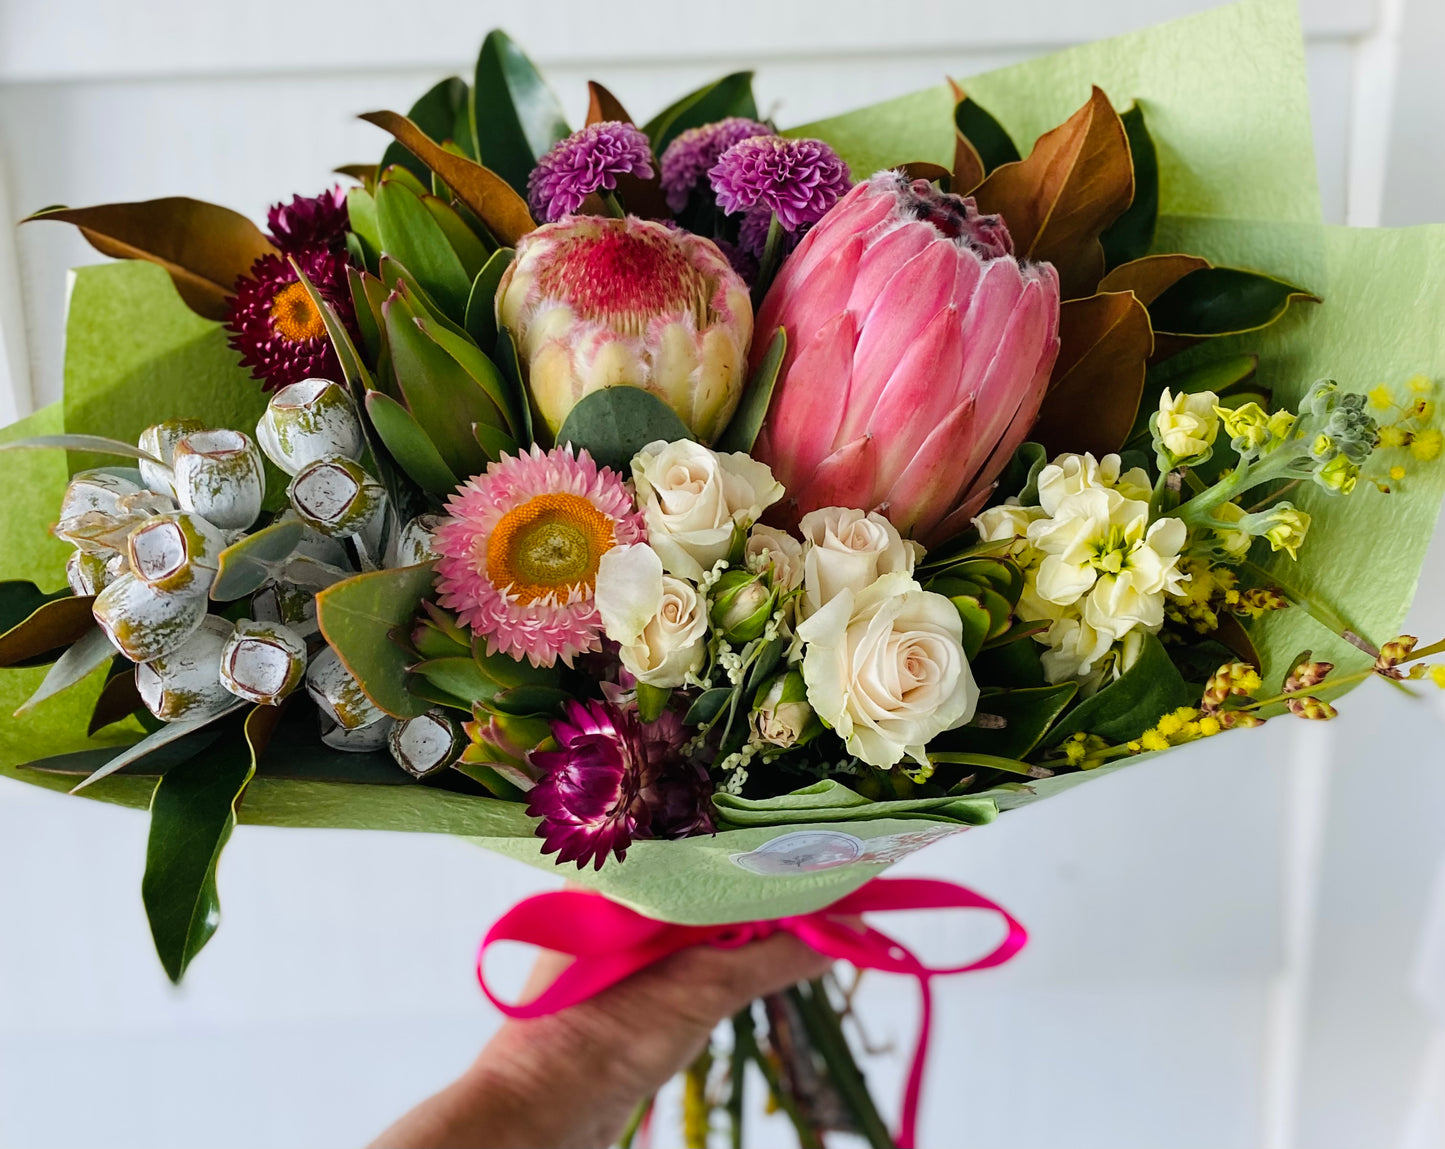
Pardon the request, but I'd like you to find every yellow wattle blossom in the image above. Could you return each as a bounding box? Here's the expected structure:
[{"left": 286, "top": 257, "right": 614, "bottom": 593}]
[
  {"left": 1369, "top": 385, "right": 1395, "bottom": 410},
  {"left": 1413, "top": 428, "right": 1443, "bottom": 462},
  {"left": 1125, "top": 706, "right": 1223, "bottom": 754},
  {"left": 1408, "top": 374, "right": 1434, "bottom": 394}
]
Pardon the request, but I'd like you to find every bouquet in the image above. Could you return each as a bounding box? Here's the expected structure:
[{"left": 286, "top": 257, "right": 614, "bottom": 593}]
[{"left": 4, "top": 0, "right": 1445, "bottom": 1143}]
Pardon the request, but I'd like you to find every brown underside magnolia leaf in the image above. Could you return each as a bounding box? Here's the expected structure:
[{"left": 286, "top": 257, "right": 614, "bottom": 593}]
[
  {"left": 25, "top": 199, "right": 277, "bottom": 321},
  {"left": 360, "top": 111, "right": 536, "bottom": 246},
  {"left": 900, "top": 161, "right": 953, "bottom": 187},
  {"left": 1033, "top": 290, "right": 1153, "bottom": 456},
  {"left": 0, "top": 596, "right": 98, "bottom": 668},
  {"left": 579, "top": 83, "right": 671, "bottom": 220},
  {"left": 585, "top": 80, "right": 633, "bottom": 127},
  {"left": 948, "top": 81, "right": 986, "bottom": 193},
  {"left": 88, "top": 667, "right": 143, "bottom": 735},
  {"left": 1099, "top": 253, "right": 1210, "bottom": 305},
  {"left": 972, "top": 86, "right": 1134, "bottom": 300}
]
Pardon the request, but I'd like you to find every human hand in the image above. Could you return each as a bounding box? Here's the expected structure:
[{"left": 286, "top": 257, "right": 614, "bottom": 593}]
[{"left": 371, "top": 928, "right": 829, "bottom": 1148}]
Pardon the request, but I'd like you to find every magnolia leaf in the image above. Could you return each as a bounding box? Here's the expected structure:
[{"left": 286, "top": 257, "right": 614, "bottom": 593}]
[
  {"left": 952, "top": 134, "right": 985, "bottom": 196},
  {"left": 365, "top": 390, "right": 461, "bottom": 495},
  {"left": 1, "top": 580, "right": 68, "bottom": 632},
  {"left": 973, "top": 87, "right": 1134, "bottom": 299},
  {"left": 210, "top": 519, "right": 306, "bottom": 601},
  {"left": 72, "top": 700, "right": 247, "bottom": 793},
  {"left": 315, "top": 563, "right": 437, "bottom": 719},
  {"left": 0, "top": 594, "right": 97, "bottom": 668},
  {"left": 1034, "top": 291, "right": 1153, "bottom": 456},
  {"left": 470, "top": 30, "right": 570, "bottom": 197},
  {"left": 643, "top": 72, "right": 758, "bottom": 154},
  {"left": 19, "top": 725, "right": 220, "bottom": 779},
  {"left": 15, "top": 626, "right": 114, "bottom": 715},
  {"left": 949, "top": 81, "right": 1019, "bottom": 191},
  {"left": 1215, "top": 612, "right": 1263, "bottom": 671},
  {"left": 1100, "top": 103, "right": 1159, "bottom": 269},
  {"left": 556, "top": 385, "right": 694, "bottom": 474},
  {"left": 382, "top": 76, "right": 470, "bottom": 185},
  {"left": 899, "top": 161, "right": 952, "bottom": 186},
  {"left": 0, "top": 433, "right": 164, "bottom": 465},
  {"left": 360, "top": 111, "right": 536, "bottom": 246},
  {"left": 716, "top": 328, "right": 786, "bottom": 453},
  {"left": 1148, "top": 267, "right": 1320, "bottom": 337},
  {"left": 142, "top": 707, "right": 265, "bottom": 983},
  {"left": 577, "top": 81, "right": 672, "bottom": 218},
  {"left": 88, "top": 665, "right": 144, "bottom": 735},
  {"left": 586, "top": 81, "right": 633, "bottom": 127},
  {"left": 941, "top": 683, "right": 1079, "bottom": 761},
  {"left": 25, "top": 199, "right": 276, "bottom": 321},
  {"left": 1046, "top": 631, "right": 1193, "bottom": 746},
  {"left": 1098, "top": 253, "right": 1210, "bottom": 304},
  {"left": 375, "top": 179, "right": 473, "bottom": 320},
  {"left": 465, "top": 248, "right": 515, "bottom": 353}
]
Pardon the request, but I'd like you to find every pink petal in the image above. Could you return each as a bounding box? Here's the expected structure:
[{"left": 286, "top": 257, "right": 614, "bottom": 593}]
[
  {"left": 954, "top": 258, "right": 1026, "bottom": 402},
  {"left": 880, "top": 397, "right": 977, "bottom": 538},
  {"left": 864, "top": 303, "right": 965, "bottom": 478},
  {"left": 792, "top": 434, "right": 879, "bottom": 518},
  {"left": 760, "top": 310, "right": 859, "bottom": 484},
  {"left": 755, "top": 234, "right": 866, "bottom": 375},
  {"left": 758, "top": 182, "right": 893, "bottom": 319},
  {"left": 844, "top": 220, "right": 934, "bottom": 316}
]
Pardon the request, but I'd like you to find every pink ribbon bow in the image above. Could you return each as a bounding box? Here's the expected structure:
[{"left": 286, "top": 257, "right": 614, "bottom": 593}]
[{"left": 476, "top": 876, "right": 1027, "bottom": 1149}]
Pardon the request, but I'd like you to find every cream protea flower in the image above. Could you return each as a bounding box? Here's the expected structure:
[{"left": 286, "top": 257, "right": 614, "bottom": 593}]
[
  {"left": 496, "top": 215, "right": 753, "bottom": 444},
  {"left": 433, "top": 445, "right": 645, "bottom": 667}
]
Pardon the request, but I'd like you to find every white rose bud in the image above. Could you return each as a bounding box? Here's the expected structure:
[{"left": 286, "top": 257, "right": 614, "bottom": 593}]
[
  {"left": 751, "top": 670, "right": 818, "bottom": 748},
  {"left": 1154, "top": 388, "right": 1220, "bottom": 464},
  {"left": 138, "top": 418, "right": 206, "bottom": 498},
  {"left": 319, "top": 713, "right": 395, "bottom": 752},
  {"left": 93, "top": 572, "right": 209, "bottom": 663},
  {"left": 135, "top": 615, "right": 236, "bottom": 722},
  {"left": 388, "top": 709, "right": 465, "bottom": 777},
  {"left": 796, "top": 571, "right": 976, "bottom": 769},
  {"left": 126, "top": 512, "right": 225, "bottom": 596},
  {"left": 256, "top": 378, "right": 366, "bottom": 476},
  {"left": 173, "top": 429, "right": 266, "bottom": 530},
  {"left": 306, "top": 644, "right": 385, "bottom": 730},
  {"left": 288, "top": 455, "right": 387, "bottom": 541},
  {"left": 798, "top": 506, "right": 921, "bottom": 618},
  {"left": 219, "top": 619, "right": 308, "bottom": 705},
  {"left": 594, "top": 543, "right": 706, "bottom": 688},
  {"left": 743, "top": 524, "right": 805, "bottom": 592},
  {"left": 631, "top": 439, "right": 783, "bottom": 581}
]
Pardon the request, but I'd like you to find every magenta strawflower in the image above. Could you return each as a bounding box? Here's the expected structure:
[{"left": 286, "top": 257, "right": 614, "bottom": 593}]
[
  {"left": 527, "top": 700, "right": 713, "bottom": 869},
  {"left": 225, "top": 249, "right": 354, "bottom": 392},
  {"left": 527, "top": 121, "right": 656, "bottom": 223},
  {"left": 709, "top": 136, "right": 851, "bottom": 236},
  {"left": 267, "top": 187, "right": 349, "bottom": 254},
  {"left": 660, "top": 117, "right": 773, "bottom": 213},
  {"left": 433, "top": 445, "right": 645, "bottom": 668}
]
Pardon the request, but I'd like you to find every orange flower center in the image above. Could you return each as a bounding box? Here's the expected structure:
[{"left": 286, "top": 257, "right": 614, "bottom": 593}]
[
  {"left": 486, "top": 492, "right": 616, "bottom": 604},
  {"left": 270, "top": 281, "right": 327, "bottom": 343}
]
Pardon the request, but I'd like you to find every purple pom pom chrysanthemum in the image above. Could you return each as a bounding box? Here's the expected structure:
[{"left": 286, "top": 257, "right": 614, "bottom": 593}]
[
  {"left": 527, "top": 700, "right": 713, "bottom": 870},
  {"left": 659, "top": 117, "right": 773, "bottom": 213},
  {"left": 527, "top": 121, "right": 656, "bottom": 223},
  {"left": 709, "top": 136, "right": 852, "bottom": 236},
  {"left": 267, "top": 187, "right": 350, "bottom": 255}
]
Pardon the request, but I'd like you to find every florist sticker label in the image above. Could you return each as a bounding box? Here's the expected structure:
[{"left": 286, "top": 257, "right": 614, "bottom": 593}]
[{"left": 730, "top": 825, "right": 966, "bottom": 876}]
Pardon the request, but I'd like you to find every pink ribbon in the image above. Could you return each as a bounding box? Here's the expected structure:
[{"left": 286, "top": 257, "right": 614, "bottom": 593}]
[{"left": 476, "top": 876, "right": 1027, "bottom": 1149}]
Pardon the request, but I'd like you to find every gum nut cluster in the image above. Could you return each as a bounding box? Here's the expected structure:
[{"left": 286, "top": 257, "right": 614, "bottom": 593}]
[
  {"left": 64, "top": 380, "right": 455, "bottom": 774},
  {"left": 495, "top": 214, "right": 754, "bottom": 445}
]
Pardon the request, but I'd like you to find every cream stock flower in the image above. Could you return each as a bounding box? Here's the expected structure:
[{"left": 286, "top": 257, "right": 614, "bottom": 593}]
[
  {"left": 796, "top": 571, "right": 975, "bottom": 768},
  {"left": 631, "top": 440, "right": 783, "bottom": 581},
  {"left": 1037, "top": 452, "right": 1152, "bottom": 512},
  {"left": 594, "top": 543, "right": 707, "bottom": 687},
  {"left": 798, "top": 507, "right": 922, "bottom": 618},
  {"left": 1155, "top": 388, "right": 1220, "bottom": 462}
]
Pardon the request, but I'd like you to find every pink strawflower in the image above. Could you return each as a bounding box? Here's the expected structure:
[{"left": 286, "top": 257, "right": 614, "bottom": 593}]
[
  {"left": 224, "top": 249, "right": 354, "bottom": 392},
  {"left": 433, "top": 445, "right": 645, "bottom": 668},
  {"left": 267, "top": 187, "right": 350, "bottom": 254},
  {"left": 528, "top": 121, "right": 656, "bottom": 223},
  {"left": 709, "top": 136, "right": 851, "bottom": 234},
  {"left": 660, "top": 117, "right": 773, "bottom": 213},
  {"left": 527, "top": 700, "right": 713, "bottom": 869}
]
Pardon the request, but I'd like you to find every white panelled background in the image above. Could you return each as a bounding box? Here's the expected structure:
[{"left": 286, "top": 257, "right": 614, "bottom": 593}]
[{"left": 1, "top": 1, "right": 1444, "bottom": 1146}]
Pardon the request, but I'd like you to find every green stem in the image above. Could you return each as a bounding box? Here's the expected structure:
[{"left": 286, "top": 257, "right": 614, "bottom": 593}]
[
  {"left": 729, "top": 1008, "right": 751, "bottom": 1149},
  {"left": 1239, "top": 559, "right": 1380, "bottom": 657},
  {"left": 618, "top": 1094, "right": 652, "bottom": 1149},
  {"left": 749, "top": 1001, "right": 824, "bottom": 1149},
  {"left": 1245, "top": 478, "right": 1303, "bottom": 514},
  {"left": 1148, "top": 468, "right": 1173, "bottom": 518},
  {"left": 1409, "top": 638, "right": 1445, "bottom": 661},
  {"left": 751, "top": 214, "right": 788, "bottom": 309},
  {"left": 788, "top": 982, "right": 896, "bottom": 1149},
  {"left": 1179, "top": 466, "right": 1208, "bottom": 495},
  {"left": 599, "top": 190, "right": 627, "bottom": 219}
]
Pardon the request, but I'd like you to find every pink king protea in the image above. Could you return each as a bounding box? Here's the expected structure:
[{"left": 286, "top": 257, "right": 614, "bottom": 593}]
[{"left": 751, "top": 172, "right": 1062, "bottom": 545}]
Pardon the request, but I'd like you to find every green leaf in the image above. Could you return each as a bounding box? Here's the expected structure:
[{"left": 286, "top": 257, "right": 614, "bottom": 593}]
[
  {"left": 375, "top": 179, "right": 473, "bottom": 321},
  {"left": 471, "top": 641, "right": 557, "bottom": 688},
  {"left": 473, "top": 420, "right": 519, "bottom": 461},
  {"left": 383, "top": 76, "right": 470, "bottom": 185},
  {"left": 15, "top": 626, "right": 114, "bottom": 715},
  {"left": 348, "top": 267, "right": 382, "bottom": 360},
  {"left": 142, "top": 708, "right": 261, "bottom": 983},
  {"left": 636, "top": 682, "right": 670, "bottom": 723},
  {"left": 287, "top": 259, "right": 374, "bottom": 393},
  {"left": 409, "top": 656, "right": 501, "bottom": 705},
  {"left": 470, "top": 30, "right": 570, "bottom": 196},
  {"left": 1045, "top": 631, "right": 1193, "bottom": 746},
  {"left": 928, "top": 750, "right": 1048, "bottom": 777},
  {"left": 18, "top": 726, "right": 222, "bottom": 779},
  {"left": 210, "top": 519, "right": 307, "bottom": 601},
  {"left": 493, "top": 328, "right": 534, "bottom": 445},
  {"left": 416, "top": 317, "right": 519, "bottom": 438},
  {"left": 0, "top": 594, "right": 97, "bottom": 668},
  {"left": 379, "top": 261, "right": 472, "bottom": 343},
  {"left": 315, "top": 564, "right": 437, "bottom": 719},
  {"left": 465, "top": 248, "right": 514, "bottom": 356},
  {"left": 0, "top": 433, "right": 163, "bottom": 465},
  {"left": 642, "top": 72, "right": 758, "bottom": 155},
  {"left": 488, "top": 684, "right": 570, "bottom": 717},
  {"left": 952, "top": 597, "right": 992, "bottom": 661},
  {"left": 422, "top": 193, "right": 492, "bottom": 280},
  {"left": 940, "top": 683, "right": 1079, "bottom": 760},
  {"left": 1148, "top": 267, "right": 1319, "bottom": 338},
  {"left": 685, "top": 687, "right": 733, "bottom": 726},
  {"left": 365, "top": 390, "right": 461, "bottom": 494},
  {"left": 555, "top": 386, "right": 694, "bottom": 474},
  {"left": 954, "top": 94, "right": 1020, "bottom": 174},
  {"left": 345, "top": 188, "right": 381, "bottom": 271},
  {"left": 993, "top": 441, "right": 1047, "bottom": 505},
  {"left": 72, "top": 700, "right": 247, "bottom": 793},
  {"left": 716, "top": 328, "right": 786, "bottom": 454},
  {"left": 1100, "top": 103, "right": 1158, "bottom": 269},
  {"left": 0, "top": 581, "right": 70, "bottom": 644}
]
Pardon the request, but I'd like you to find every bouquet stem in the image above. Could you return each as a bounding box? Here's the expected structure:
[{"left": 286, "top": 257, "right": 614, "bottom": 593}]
[{"left": 787, "top": 980, "right": 897, "bottom": 1149}]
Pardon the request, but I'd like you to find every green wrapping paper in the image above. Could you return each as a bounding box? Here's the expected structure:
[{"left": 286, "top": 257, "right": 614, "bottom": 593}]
[{"left": 4, "top": 0, "right": 1443, "bottom": 924}]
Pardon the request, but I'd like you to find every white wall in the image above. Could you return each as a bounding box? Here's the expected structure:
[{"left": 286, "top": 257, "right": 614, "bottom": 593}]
[{"left": 2, "top": 2, "right": 1444, "bottom": 1147}]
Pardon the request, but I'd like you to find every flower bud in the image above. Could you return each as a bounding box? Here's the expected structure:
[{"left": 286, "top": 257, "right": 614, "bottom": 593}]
[
  {"left": 387, "top": 709, "right": 466, "bottom": 777},
  {"left": 93, "top": 572, "right": 210, "bottom": 663},
  {"left": 1286, "top": 695, "right": 1338, "bottom": 721},
  {"left": 287, "top": 455, "right": 386, "bottom": 540},
  {"left": 173, "top": 429, "right": 266, "bottom": 530},
  {"left": 135, "top": 615, "right": 235, "bottom": 722},
  {"left": 385, "top": 513, "right": 444, "bottom": 568},
  {"left": 1304, "top": 378, "right": 1340, "bottom": 418},
  {"left": 219, "top": 619, "right": 308, "bottom": 705},
  {"left": 59, "top": 470, "right": 142, "bottom": 521},
  {"left": 1216, "top": 402, "right": 1272, "bottom": 458},
  {"left": 66, "top": 549, "right": 117, "bottom": 596},
  {"left": 743, "top": 524, "right": 805, "bottom": 592},
  {"left": 126, "top": 512, "right": 225, "bottom": 595},
  {"left": 751, "top": 669, "right": 818, "bottom": 747},
  {"left": 319, "top": 713, "right": 394, "bottom": 752},
  {"left": 256, "top": 378, "right": 365, "bottom": 476},
  {"left": 1314, "top": 452, "right": 1359, "bottom": 494},
  {"left": 1207, "top": 502, "right": 1254, "bottom": 562},
  {"left": 1200, "top": 661, "right": 1263, "bottom": 714},
  {"left": 1153, "top": 387, "right": 1219, "bottom": 464},
  {"left": 1284, "top": 660, "right": 1333, "bottom": 693},
  {"left": 709, "top": 568, "right": 776, "bottom": 642},
  {"left": 138, "top": 418, "right": 206, "bottom": 497},
  {"left": 1240, "top": 503, "right": 1310, "bottom": 559},
  {"left": 305, "top": 644, "right": 384, "bottom": 730},
  {"left": 250, "top": 580, "right": 320, "bottom": 639}
]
